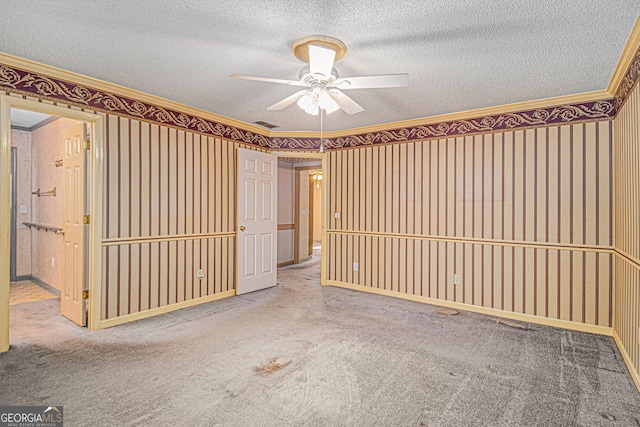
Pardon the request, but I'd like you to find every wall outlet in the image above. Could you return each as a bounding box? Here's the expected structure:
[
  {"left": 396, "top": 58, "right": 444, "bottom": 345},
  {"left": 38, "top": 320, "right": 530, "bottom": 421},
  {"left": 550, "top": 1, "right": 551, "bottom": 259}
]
[
  {"left": 196, "top": 269, "right": 205, "bottom": 280},
  {"left": 353, "top": 262, "right": 359, "bottom": 272},
  {"left": 51, "top": 257, "right": 55, "bottom": 267},
  {"left": 453, "top": 274, "right": 461, "bottom": 285},
  {"left": 334, "top": 212, "right": 341, "bottom": 219}
]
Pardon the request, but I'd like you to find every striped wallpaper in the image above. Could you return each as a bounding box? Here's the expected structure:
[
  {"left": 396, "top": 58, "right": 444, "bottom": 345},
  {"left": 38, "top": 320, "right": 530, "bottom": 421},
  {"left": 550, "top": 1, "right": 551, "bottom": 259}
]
[
  {"left": 613, "top": 80, "right": 640, "bottom": 387},
  {"left": 101, "top": 115, "right": 238, "bottom": 320},
  {"left": 326, "top": 121, "right": 613, "bottom": 327},
  {"left": 0, "top": 51, "right": 636, "bottom": 387}
]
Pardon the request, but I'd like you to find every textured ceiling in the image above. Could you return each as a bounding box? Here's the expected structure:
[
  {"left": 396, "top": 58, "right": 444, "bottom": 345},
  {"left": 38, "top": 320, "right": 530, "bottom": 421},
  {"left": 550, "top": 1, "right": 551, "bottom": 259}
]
[
  {"left": 0, "top": 1, "right": 638, "bottom": 132},
  {"left": 10, "top": 108, "right": 51, "bottom": 129}
]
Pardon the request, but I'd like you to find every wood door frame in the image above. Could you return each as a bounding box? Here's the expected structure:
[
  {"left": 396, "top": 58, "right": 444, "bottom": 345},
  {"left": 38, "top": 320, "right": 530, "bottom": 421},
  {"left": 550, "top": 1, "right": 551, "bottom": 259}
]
[
  {"left": 308, "top": 173, "right": 314, "bottom": 256},
  {"left": 0, "top": 96, "right": 105, "bottom": 352},
  {"left": 294, "top": 166, "right": 320, "bottom": 264},
  {"left": 273, "top": 152, "right": 326, "bottom": 285}
]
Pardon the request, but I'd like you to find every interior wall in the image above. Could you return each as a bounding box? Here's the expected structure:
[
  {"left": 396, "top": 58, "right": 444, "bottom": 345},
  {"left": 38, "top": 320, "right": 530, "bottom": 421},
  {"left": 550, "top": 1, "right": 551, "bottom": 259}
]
[
  {"left": 313, "top": 178, "right": 321, "bottom": 242},
  {"left": 298, "top": 170, "right": 310, "bottom": 262},
  {"left": 277, "top": 161, "right": 294, "bottom": 265},
  {"left": 11, "top": 129, "right": 31, "bottom": 278},
  {"left": 326, "top": 122, "right": 613, "bottom": 329},
  {"left": 101, "top": 115, "right": 237, "bottom": 321},
  {"left": 613, "top": 80, "right": 640, "bottom": 387},
  {"left": 30, "top": 118, "right": 77, "bottom": 290}
]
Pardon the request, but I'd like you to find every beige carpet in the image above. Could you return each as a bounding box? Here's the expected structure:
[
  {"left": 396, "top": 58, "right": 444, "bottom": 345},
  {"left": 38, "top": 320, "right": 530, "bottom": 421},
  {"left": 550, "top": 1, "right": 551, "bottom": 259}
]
[{"left": 10, "top": 280, "right": 57, "bottom": 305}]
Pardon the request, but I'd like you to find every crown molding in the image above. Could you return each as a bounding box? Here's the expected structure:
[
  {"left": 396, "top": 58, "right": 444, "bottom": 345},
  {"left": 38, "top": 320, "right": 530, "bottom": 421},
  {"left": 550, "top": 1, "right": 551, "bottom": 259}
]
[
  {"left": 608, "top": 14, "right": 640, "bottom": 96},
  {"left": 0, "top": 51, "right": 614, "bottom": 151},
  {"left": 0, "top": 51, "right": 270, "bottom": 138},
  {"left": 271, "top": 90, "right": 612, "bottom": 140}
]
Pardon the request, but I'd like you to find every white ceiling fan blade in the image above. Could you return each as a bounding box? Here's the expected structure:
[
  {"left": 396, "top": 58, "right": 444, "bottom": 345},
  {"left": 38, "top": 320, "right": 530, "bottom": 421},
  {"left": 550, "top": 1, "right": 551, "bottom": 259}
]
[
  {"left": 332, "top": 73, "right": 409, "bottom": 89},
  {"left": 230, "top": 74, "right": 307, "bottom": 87},
  {"left": 267, "top": 90, "right": 309, "bottom": 111},
  {"left": 308, "top": 45, "right": 336, "bottom": 79},
  {"left": 329, "top": 89, "right": 364, "bottom": 115}
]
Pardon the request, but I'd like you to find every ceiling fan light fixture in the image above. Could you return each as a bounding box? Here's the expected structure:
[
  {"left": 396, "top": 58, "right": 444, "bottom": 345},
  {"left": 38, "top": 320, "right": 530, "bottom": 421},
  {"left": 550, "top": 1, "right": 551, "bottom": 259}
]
[
  {"left": 297, "top": 92, "right": 319, "bottom": 116},
  {"left": 318, "top": 91, "right": 339, "bottom": 114}
]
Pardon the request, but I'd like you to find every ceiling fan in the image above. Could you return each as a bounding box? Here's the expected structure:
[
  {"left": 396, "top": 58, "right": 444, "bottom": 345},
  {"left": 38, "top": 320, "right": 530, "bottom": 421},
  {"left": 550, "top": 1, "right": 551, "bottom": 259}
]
[{"left": 230, "top": 35, "right": 409, "bottom": 116}]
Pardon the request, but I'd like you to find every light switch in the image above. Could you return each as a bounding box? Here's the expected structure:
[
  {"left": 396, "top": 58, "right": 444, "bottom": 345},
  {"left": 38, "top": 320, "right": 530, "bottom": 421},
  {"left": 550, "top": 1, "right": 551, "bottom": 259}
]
[
  {"left": 19, "top": 205, "right": 27, "bottom": 214},
  {"left": 334, "top": 212, "right": 341, "bottom": 219}
]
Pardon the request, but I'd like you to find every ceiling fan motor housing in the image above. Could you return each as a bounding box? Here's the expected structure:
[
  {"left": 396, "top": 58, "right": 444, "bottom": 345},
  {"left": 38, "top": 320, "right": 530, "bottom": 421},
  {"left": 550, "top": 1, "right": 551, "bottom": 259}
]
[{"left": 299, "top": 65, "right": 339, "bottom": 84}]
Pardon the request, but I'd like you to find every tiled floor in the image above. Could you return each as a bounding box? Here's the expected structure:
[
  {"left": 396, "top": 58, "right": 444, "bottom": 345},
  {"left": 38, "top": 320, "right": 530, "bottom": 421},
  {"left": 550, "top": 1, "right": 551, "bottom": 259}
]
[{"left": 10, "top": 280, "right": 57, "bottom": 305}]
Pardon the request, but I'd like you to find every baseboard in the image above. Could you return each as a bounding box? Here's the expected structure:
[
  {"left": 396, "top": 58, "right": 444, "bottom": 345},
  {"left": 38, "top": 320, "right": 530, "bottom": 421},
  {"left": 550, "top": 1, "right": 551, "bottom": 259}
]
[
  {"left": 12, "top": 275, "right": 31, "bottom": 282},
  {"left": 278, "top": 260, "right": 295, "bottom": 268},
  {"left": 325, "top": 280, "right": 614, "bottom": 337},
  {"left": 29, "top": 275, "right": 61, "bottom": 297},
  {"left": 613, "top": 330, "right": 640, "bottom": 393},
  {"left": 94, "top": 289, "right": 235, "bottom": 329}
]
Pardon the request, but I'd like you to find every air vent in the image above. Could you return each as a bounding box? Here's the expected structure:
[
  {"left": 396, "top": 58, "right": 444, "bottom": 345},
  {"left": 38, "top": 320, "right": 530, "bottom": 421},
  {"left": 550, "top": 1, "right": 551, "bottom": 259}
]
[{"left": 254, "top": 121, "right": 279, "bottom": 129}]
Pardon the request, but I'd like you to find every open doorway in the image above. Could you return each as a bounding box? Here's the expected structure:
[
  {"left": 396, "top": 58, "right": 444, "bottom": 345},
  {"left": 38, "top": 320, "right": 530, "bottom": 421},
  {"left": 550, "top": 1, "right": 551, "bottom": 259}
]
[
  {"left": 274, "top": 152, "right": 326, "bottom": 283},
  {"left": 1, "top": 96, "right": 104, "bottom": 352},
  {"left": 8, "top": 108, "right": 88, "bottom": 320}
]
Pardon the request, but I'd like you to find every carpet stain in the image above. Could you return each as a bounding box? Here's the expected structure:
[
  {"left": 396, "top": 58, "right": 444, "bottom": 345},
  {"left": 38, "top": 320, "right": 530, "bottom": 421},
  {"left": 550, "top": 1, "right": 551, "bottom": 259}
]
[
  {"left": 599, "top": 413, "right": 616, "bottom": 421},
  {"left": 254, "top": 357, "right": 292, "bottom": 375},
  {"left": 496, "top": 319, "right": 531, "bottom": 330},
  {"left": 435, "top": 308, "right": 458, "bottom": 316}
]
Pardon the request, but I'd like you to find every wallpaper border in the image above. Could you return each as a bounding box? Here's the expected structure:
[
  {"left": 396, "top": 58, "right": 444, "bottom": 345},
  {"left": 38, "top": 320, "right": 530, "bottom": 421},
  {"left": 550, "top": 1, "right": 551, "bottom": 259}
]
[
  {"left": 0, "top": 62, "right": 615, "bottom": 150},
  {"left": 321, "top": 101, "right": 614, "bottom": 150},
  {"left": 0, "top": 63, "right": 271, "bottom": 148},
  {"left": 614, "top": 44, "right": 640, "bottom": 110}
]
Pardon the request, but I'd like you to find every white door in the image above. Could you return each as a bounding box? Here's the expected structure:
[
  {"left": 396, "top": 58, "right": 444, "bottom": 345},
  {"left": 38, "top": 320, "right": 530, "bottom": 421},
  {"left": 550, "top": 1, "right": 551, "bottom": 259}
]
[
  {"left": 61, "top": 123, "right": 86, "bottom": 326},
  {"left": 236, "top": 148, "right": 277, "bottom": 295}
]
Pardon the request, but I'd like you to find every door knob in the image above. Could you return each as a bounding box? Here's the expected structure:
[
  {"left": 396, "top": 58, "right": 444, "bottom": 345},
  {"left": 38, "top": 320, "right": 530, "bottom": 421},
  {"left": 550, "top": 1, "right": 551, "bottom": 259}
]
[
  {"left": 239, "top": 226, "right": 246, "bottom": 231},
  {"left": 56, "top": 229, "right": 65, "bottom": 236}
]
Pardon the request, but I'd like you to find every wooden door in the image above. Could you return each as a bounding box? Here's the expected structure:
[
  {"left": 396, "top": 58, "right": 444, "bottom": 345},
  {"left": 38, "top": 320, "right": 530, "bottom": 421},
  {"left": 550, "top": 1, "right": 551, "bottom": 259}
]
[
  {"left": 236, "top": 148, "right": 277, "bottom": 295},
  {"left": 61, "top": 123, "right": 86, "bottom": 326}
]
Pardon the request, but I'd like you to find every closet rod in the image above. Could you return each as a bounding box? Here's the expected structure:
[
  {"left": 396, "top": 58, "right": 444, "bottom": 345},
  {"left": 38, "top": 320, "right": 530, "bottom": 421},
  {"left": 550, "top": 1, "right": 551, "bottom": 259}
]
[{"left": 31, "top": 187, "right": 56, "bottom": 197}]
